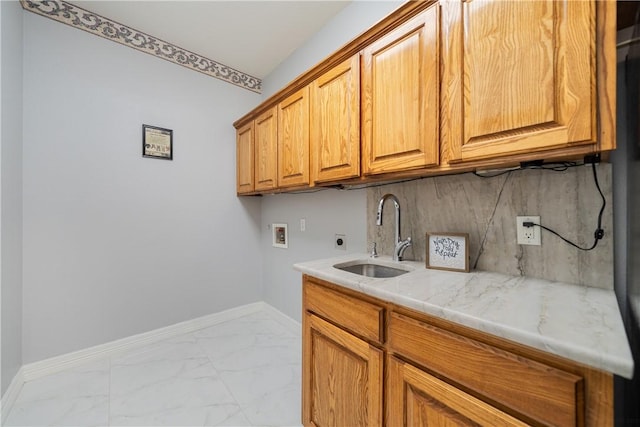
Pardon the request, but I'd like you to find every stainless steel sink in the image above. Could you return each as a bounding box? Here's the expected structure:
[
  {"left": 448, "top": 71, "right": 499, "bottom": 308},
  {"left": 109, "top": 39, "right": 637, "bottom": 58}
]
[{"left": 333, "top": 261, "right": 409, "bottom": 278}]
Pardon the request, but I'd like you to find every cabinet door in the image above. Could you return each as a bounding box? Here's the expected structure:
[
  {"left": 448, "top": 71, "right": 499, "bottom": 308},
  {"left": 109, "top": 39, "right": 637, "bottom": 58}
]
[
  {"left": 254, "top": 107, "right": 278, "bottom": 191},
  {"left": 278, "top": 87, "right": 310, "bottom": 188},
  {"left": 236, "top": 122, "right": 254, "bottom": 194},
  {"left": 387, "top": 357, "right": 529, "bottom": 427},
  {"left": 303, "top": 313, "right": 382, "bottom": 427},
  {"left": 441, "top": 0, "right": 595, "bottom": 163},
  {"left": 362, "top": 5, "right": 439, "bottom": 175},
  {"left": 310, "top": 55, "right": 360, "bottom": 183}
]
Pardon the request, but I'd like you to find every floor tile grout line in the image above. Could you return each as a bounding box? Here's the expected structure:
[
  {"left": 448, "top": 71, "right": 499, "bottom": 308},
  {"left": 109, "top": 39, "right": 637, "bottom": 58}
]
[
  {"left": 193, "top": 335, "right": 253, "bottom": 426},
  {"left": 193, "top": 308, "right": 301, "bottom": 426}
]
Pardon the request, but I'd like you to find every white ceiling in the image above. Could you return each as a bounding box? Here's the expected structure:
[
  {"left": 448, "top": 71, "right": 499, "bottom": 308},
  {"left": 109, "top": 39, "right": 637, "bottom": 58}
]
[{"left": 70, "top": 1, "right": 351, "bottom": 79}]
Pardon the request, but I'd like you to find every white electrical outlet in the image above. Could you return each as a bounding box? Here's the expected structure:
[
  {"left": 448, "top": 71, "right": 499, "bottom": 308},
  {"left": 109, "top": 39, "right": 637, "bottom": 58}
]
[
  {"left": 335, "top": 234, "right": 347, "bottom": 250},
  {"left": 516, "top": 216, "right": 541, "bottom": 245},
  {"left": 300, "top": 218, "right": 306, "bottom": 232}
]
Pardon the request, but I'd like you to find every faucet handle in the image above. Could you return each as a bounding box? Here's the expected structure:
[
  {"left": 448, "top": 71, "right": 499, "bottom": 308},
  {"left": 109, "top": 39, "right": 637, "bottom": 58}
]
[
  {"left": 395, "top": 237, "right": 412, "bottom": 262},
  {"left": 370, "top": 242, "right": 378, "bottom": 258}
]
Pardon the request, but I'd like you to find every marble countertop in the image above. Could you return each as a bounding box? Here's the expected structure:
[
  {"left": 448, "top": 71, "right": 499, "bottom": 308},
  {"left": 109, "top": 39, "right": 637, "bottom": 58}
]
[{"left": 294, "top": 253, "right": 634, "bottom": 379}]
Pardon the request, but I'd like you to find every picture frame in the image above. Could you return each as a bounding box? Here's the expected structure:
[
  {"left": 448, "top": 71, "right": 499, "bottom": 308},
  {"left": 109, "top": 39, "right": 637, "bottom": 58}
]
[
  {"left": 426, "top": 232, "right": 469, "bottom": 272},
  {"left": 143, "top": 124, "right": 173, "bottom": 160},
  {"left": 272, "top": 223, "right": 288, "bottom": 248}
]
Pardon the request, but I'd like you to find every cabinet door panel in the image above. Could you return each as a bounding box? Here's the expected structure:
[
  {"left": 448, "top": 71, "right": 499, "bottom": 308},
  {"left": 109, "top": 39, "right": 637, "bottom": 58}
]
[
  {"left": 236, "top": 122, "right": 254, "bottom": 194},
  {"left": 278, "top": 87, "right": 310, "bottom": 188},
  {"left": 254, "top": 107, "right": 278, "bottom": 191},
  {"left": 311, "top": 55, "right": 360, "bottom": 183},
  {"left": 442, "top": 0, "right": 595, "bottom": 162},
  {"left": 303, "top": 313, "right": 382, "bottom": 427},
  {"left": 387, "top": 357, "right": 529, "bottom": 427},
  {"left": 362, "top": 5, "right": 439, "bottom": 175}
]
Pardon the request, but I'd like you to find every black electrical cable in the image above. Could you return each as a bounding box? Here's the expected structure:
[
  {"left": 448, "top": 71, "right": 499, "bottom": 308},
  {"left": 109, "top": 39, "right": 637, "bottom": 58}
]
[
  {"left": 523, "top": 161, "right": 605, "bottom": 251},
  {"left": 340, "top": 176, "right": 427, "bottom": 190},
  {"left": 473, "top": 169, "right": 514, "bottom": 178},
  {"left": 473, "top": 161, "right": 582, "bottom": 178}
]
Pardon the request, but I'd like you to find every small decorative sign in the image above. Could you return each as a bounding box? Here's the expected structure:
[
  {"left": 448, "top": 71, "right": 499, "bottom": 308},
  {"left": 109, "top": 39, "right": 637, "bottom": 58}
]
[
  {"left": 143, "top": 124, "right": 173, "bottom": 160},
  {"left": 426, "top": 232, "right": 469, "bottom": 272},
  {"left": 272, "top": 223, "right": 288, "bottom": 248}
]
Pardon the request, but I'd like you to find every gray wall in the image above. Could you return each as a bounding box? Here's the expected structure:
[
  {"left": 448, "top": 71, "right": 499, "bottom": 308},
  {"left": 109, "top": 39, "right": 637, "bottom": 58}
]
[
  {"left": 260, "top": 189, "right": 366, "bottom": 321},
  {"left": 368, "top": 165, "right": 613, "bottom": 289},
  {"left": 1, "top": 0, "right": 24, "bottom": 396},
  {"left": 262, "top": 1, "right": 402, "bottom": 98},
  {"left": 259, "top": 1, "right": 402, "bottom": 322},
  {"left": 21, "top": 12, "right": 263, "bottom": 363}
]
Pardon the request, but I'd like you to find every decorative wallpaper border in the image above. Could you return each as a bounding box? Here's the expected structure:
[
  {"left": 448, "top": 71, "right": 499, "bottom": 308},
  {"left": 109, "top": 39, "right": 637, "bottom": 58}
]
[{"left": 20, "top": 0, "right": 262, "bottom": 93}]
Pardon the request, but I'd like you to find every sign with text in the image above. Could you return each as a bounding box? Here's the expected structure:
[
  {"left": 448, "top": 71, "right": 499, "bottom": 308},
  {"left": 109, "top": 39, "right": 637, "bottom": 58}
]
[
  {"left": 426, "top": 233, "right": 469, "bottom": 272},
  {"left": 143, "top": 125, "right": 173, "bottom": 160}
]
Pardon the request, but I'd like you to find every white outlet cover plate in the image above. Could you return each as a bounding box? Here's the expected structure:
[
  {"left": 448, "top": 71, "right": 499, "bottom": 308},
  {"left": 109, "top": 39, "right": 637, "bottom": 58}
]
[{"left": 516, "top": 216, "right": 541, "bottom": 245}]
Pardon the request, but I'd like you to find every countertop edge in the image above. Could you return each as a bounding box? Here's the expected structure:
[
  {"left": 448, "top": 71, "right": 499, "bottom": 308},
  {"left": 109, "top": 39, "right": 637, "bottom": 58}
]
[{"left": 294, "top": 255, "right": 635, "bottom": 379}]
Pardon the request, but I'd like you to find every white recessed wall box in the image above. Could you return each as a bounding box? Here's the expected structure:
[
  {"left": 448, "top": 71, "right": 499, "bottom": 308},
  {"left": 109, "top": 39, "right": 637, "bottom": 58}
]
[{"left": 272, "top": 223, "right": 288, "bottom": 248}]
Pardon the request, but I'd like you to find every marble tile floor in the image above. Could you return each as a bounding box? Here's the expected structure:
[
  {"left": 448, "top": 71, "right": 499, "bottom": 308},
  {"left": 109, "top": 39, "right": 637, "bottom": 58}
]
[{"left": 4, "top": 310, "right": 302, "bottom": 427}]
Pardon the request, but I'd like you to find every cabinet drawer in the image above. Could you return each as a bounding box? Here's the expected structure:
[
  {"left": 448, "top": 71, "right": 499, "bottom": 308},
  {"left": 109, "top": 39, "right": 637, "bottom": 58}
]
[
  {"left": 389, "top": 312, "right": 584, "bottom": 426},
  {"left": 304, "top": 279, "right": 384, "bottom": 344}
]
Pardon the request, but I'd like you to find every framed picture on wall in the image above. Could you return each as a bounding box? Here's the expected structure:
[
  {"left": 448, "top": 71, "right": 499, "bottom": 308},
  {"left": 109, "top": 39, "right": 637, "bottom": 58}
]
[{"left": 143, "top": 124, "right": 173, "bottom": 160}]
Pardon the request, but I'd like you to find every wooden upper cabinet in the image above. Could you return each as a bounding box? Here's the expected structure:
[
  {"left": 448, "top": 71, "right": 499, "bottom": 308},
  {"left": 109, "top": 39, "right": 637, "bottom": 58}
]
[
  {"left": 387, "top": 357, "right": 529, "bottom": 427},
  {"left": 236, "top": 122, "right": 254, "bottom": 194},
  {"left": 362, "top": 5, "right": 440, "bottom": 175},
  {"left": 278, "top": 87, "right": 310, "bottom": 188},
  {"left": 441, "top": 0, "right": 596, "bottom": 163},
  {"left": 254, "top": 107, "right": 278, "bottom": 192},
  {"left": 303, "top": 313, "right": 383, "bottom": 427},
  {"left": 311, "top": 54, "right": 360, "bottom": 183},
  {"left": 234, "top": 0, "right": 614, "bottom": 195}
]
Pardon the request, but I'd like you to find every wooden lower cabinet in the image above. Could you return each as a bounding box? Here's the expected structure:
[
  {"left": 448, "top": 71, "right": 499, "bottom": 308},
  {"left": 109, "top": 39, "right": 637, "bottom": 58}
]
[
  {"left": 302, "top": 275, "right": 613, "bottom": 427},
  {"left": 303, "top": 313, "right": 383, "bottom": 427},
  {"left": 387, "top": 356, "right": 527, "bottom": 426}
]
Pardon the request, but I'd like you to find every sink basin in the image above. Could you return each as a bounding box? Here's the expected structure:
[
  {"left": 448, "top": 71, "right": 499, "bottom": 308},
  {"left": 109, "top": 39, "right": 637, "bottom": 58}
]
[{"left": 333, "top": 261, "right": 409, "bottom": 278}]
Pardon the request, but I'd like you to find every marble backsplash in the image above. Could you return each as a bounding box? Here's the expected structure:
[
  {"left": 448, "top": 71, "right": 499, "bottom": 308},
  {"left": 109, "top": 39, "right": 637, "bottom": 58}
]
[{"left": 367, "top": 164, "right": 613, "bottom": 290}]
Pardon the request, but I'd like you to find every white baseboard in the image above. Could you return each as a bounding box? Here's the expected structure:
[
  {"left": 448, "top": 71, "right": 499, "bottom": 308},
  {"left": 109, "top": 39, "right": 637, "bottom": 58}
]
[
  {"left": 5, "top": 301, "right": 300, "bottom": 422},
  {"left": 1, "top": 366, "right": 24, "bottom": 425},
  {"left": 260, "top": 302, "right": 301, "bottom": 335},
  {"left": 22, "top": 302, "right": 267, "bottom": 382}
]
